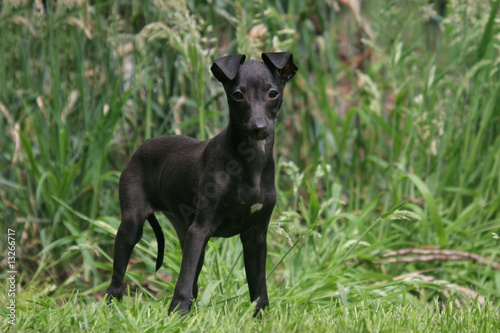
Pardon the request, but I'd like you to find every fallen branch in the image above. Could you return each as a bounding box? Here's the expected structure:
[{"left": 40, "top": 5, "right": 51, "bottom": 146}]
[
  {"left": 393, "top": 272, "right": 486, "bottom": 308},
  {"left": 381, "top": 249, "right": 500, "bottom": 270}
]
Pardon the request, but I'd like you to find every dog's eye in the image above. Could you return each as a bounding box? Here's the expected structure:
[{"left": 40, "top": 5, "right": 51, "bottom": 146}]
[
  {"left": 268, "top": 90, "right": 279, "bottom": 99},
  {"left": 232, "top": 92, "right": 244, "bottom": 100}
]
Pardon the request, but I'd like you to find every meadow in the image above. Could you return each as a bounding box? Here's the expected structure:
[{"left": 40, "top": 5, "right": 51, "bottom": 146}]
[{"left": 1, "top": 0, "right": 499, "bottom": 331}]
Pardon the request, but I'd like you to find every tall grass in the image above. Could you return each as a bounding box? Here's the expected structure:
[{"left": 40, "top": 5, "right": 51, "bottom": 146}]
[{"left": 1, "top": 0, "right": 499, "bottom": 327}]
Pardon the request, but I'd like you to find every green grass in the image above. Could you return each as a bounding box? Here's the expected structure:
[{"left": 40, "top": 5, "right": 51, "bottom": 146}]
[
  {"left": 1, "top": 0, "right": 500, "bottom": 331},
  {"left": 2, "top": 293, "right": 499, "bottom": 332},
  {"left": 3, "top": 291, "right": 500, "bottom": 332}
]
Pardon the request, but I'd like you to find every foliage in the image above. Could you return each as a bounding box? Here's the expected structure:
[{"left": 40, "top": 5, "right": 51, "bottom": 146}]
[{"left": 1, "top": 0, "right": 499, "bottom": 330}]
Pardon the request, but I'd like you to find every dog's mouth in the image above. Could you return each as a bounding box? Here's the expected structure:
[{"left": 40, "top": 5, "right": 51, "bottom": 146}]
[
  {"left": 247, "top": 122, "right": 271, "bottom": 140},
  {"left": 251, "top": 130, "right": 270, "bottom": 140}
]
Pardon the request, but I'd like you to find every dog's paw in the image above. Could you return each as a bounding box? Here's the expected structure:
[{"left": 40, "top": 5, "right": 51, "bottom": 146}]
[
  {"left": 168, "top": 299, "right": 192, "bottom": 318},
  {"left": 253, "top": 300, "right": 269, "bottom": 320},
  {"left": 104, "top": 288, "right": 123, "bottom": 304}
]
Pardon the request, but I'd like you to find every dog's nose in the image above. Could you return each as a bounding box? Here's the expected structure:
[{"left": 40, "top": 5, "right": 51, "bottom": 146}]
[{"left": 251, "top": 120, "right": 268, "bottom": 138}]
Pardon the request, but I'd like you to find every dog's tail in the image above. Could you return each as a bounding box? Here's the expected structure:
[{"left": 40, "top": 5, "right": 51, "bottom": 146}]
[{"left": 147, "top": 214, "right": 165, "bottom": 272}]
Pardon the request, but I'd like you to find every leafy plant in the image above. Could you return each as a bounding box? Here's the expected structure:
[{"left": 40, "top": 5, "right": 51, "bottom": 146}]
[{"left": 1, "top": 0, "right": 499, "bottom": 330}]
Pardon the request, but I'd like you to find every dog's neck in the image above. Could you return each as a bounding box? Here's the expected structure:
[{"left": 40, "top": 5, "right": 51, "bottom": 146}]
[{"left": 224, "top": 125, "right": 274, "bottom": 172}]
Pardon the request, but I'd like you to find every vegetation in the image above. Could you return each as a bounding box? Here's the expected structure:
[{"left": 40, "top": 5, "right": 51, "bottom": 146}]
[{"left": 1, "top": 0, "right": 499, "bottom": 331}]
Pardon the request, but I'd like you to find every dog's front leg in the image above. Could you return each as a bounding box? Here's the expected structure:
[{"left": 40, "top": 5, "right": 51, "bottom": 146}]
[
  {"left": 240, "top": 212, "right": 272, "bottom": 317},
  {"left": 168, "top": 222, "right": 213, "bottom": 315}
]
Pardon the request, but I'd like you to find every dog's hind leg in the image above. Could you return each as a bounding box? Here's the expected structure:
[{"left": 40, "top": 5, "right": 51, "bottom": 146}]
[
  {"left": 168, "top": 217, "right": 205, "bottom": 302},
  {"left": 192, "top": 247, "right": 205, "bottom": 300},
  {"left": 106, "top": 205, "right": 150, "bottom": 301}
]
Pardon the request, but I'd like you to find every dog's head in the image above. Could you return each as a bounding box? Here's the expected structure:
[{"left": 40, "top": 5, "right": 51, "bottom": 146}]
[{"left": 211, "top": 53, "right": 297, "bottom": 140}]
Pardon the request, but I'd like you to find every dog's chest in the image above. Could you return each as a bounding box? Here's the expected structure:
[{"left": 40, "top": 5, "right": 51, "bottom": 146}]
[
  {"left": 215, "top": 182, "right": 264, "bottom": 235},
  {"left": 216, "top": 198, "right": 264, "bottom": 238},
  {"left": 236, "top": 179, "right": 263, "bottom": 212}
]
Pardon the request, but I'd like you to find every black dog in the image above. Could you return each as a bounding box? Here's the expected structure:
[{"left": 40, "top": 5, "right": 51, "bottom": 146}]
[{"left": 106, "top": 52, "right": 297, "bottom": 316}]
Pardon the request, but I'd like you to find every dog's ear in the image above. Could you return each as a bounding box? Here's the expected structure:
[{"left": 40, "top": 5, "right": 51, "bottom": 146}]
[
  {"left": 211, "top": 54, "right": 246, "bottom": 83},
  {"left": 262, "top": 52, "right": 298, "bottom": 82}
]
